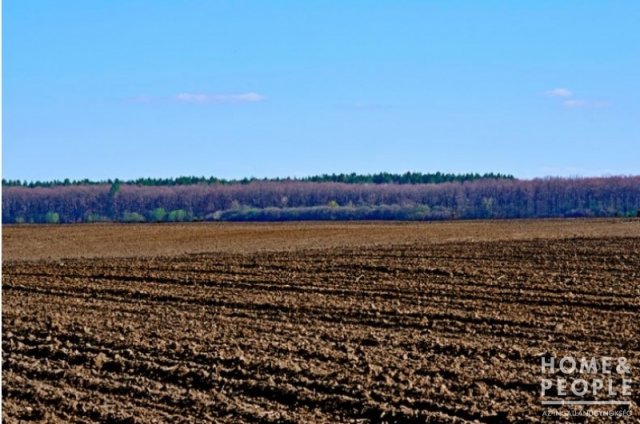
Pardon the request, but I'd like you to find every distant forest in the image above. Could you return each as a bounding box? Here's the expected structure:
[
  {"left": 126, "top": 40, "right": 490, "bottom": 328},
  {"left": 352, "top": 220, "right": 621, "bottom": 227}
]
[
  {"left": 3, "top": 174, "right": 639, "bottom": 223},
  {"left": 2, "top": 171, "right": 512, "bottom": 188}
]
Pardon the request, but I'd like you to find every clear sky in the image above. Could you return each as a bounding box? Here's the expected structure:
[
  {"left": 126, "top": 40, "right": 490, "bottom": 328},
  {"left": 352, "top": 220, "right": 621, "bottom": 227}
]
[{"left": 3, "top": 1, "right": 639, "bottom": 181}]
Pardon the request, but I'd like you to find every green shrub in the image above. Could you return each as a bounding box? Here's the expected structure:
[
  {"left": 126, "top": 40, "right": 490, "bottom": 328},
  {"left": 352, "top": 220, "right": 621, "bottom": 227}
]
[
  {"left": 85, "top": 212, "right": 110, "bottom": 223},
  {"left": 122, "top": 212, "right": 145, "bottom": 222},
  {"left": 44, "top": 211, "right": 60, "bottom": 224},
  {"left": 150, "top": 207, "right": 167, "bottom": 222},
  {"left": 168, "top": 209, "right": 188, "bottom": 222}
]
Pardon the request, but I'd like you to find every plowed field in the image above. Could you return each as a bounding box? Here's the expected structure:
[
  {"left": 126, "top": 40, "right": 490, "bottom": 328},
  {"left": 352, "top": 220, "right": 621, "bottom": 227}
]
[{"left": 3, "top": 220, "right": 640, "bottom": 423}]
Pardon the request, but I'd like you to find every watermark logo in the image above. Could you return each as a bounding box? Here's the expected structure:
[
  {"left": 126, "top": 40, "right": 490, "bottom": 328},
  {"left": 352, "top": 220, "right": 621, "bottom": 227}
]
[{"left": 540, "top": 355, "right": 633, "bottom": 415}]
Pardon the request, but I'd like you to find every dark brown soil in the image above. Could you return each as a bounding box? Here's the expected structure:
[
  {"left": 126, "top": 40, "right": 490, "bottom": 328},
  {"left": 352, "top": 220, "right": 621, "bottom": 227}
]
[
  {"left": 4, "top": 218, "right": 640, "bottom": 261},
  {"left": 3, "top": 220, "right": 639, "bottom": 422}
]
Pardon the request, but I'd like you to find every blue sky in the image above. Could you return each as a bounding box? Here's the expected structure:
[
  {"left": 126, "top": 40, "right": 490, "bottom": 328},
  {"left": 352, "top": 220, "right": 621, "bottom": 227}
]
[{"left": 3, "top": 1, "right": 639, "bottom": 181}]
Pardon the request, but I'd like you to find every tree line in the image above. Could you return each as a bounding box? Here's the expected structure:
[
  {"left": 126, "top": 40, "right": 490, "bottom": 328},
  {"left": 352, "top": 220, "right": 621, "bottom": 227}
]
[
  {"left": 1, "top": 171, "right": 513, "bottom": 188},
  {"left": 3, "top": 176, "right": 639, "bottom": 223}
]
